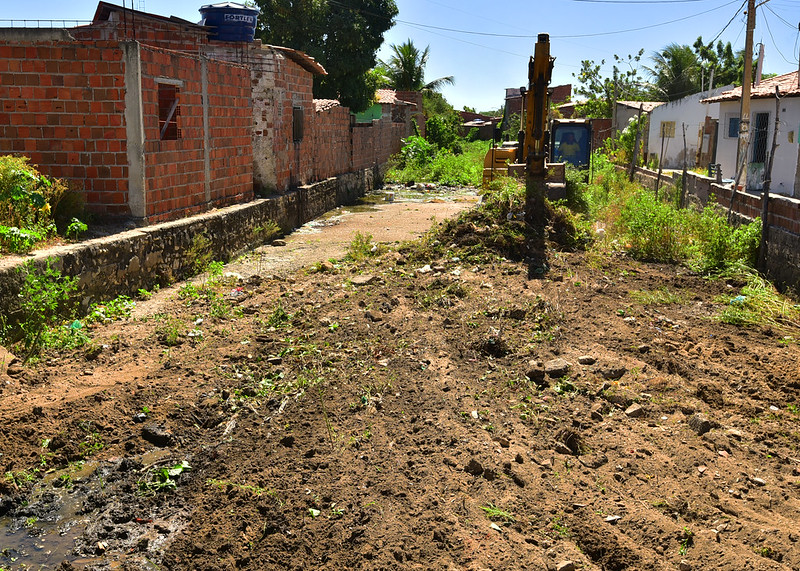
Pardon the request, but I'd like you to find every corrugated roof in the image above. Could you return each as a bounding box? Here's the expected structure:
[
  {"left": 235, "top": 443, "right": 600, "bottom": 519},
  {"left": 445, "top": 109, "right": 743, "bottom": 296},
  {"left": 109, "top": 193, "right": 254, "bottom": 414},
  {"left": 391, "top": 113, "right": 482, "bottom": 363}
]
[
  {"left": 617, "top": 100, "right": 663, "bottom": 112},
  {"left": 701, "top": 71, "right": 800, "bottom": 103},
  {"left": 314, "top": 99, "right": 340, "bottom": 112}
]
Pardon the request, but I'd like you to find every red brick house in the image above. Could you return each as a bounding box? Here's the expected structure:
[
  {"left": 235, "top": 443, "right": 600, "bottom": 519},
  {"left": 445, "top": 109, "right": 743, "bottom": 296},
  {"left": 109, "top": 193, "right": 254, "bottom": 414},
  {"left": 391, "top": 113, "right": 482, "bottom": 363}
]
[{"left": 0, "top": 2, "right": 414, "bottom": 224}]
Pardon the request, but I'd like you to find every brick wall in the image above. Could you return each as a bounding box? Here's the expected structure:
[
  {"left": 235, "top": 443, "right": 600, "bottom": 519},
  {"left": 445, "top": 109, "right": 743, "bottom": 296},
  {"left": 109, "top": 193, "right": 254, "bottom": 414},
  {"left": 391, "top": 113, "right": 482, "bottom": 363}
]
[
  {"left": 73, "top": 18, "right": 206, "bottom": 53},
  {"left": 0, "top": 36, "right": 129, "bottom": 215},
  {"left": 139, "top": 45, "right": 252, "bottom": 223},
  {"left": 311, "top": 104, "right": 351, "bottom": 180}
]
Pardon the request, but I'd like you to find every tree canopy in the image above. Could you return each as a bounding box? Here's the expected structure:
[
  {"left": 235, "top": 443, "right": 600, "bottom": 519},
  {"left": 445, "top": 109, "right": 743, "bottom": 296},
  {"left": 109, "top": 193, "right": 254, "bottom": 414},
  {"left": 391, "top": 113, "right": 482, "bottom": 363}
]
[
  {"left": 255, "top": 0, "right": 398, "bottom": 112},
  {"left": 645, "top": 43, "right": 700, "bottom": 101},
  {"left": 379, "top": 39, "right": 454, "bottom": 92},
  {"left": 572, "top": 50, "right": 649, "bottom": 118}
]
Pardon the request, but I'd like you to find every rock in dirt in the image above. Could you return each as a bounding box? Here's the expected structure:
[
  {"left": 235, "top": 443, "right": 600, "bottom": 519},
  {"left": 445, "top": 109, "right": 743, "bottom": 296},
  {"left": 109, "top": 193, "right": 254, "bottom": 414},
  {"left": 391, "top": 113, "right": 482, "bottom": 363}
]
[
  {"left": 141, "top": 424, "right": 173, "bottom": 447},
  {"left": 351, "top": 275, "right": 377, "bottom": 286},
  {"left": 465, "top": 459, "right": 484, "bottom": 476},
  {"left": 578, "top": 355, "right": 596, "bottom": 365},
  {"left": 545, "top": 358, "right": 570, "bottom": 378},
  {"left": 556, "top": 562, "right": 576, "bottom": 571},
  {"left": 688, "top": 413, "right": 713, "bottom": 435},
  {"left": 679, "top": 561, "right": 691, "bottom": 571},
  {"left": 601, "top": 366, "right": 627, "bottom": 380},
  {"left": 526, "top": 361, "right": 547, "bottom": 387},
  {"left": 625, "top": 404, "right": 645, "bottom": 418}
]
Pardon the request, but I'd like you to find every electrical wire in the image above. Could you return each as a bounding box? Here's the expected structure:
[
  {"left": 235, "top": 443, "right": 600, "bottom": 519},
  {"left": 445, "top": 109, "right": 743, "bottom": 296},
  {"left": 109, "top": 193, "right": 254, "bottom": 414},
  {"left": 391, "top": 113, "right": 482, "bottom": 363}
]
[
  {"left": 760, "top": 6, "right": 800, "bottom": 64},
  {"left": 567, "top": 0, "right": 714, "bottom": 3},
  {"left": 707, "top": 0, "right": 748, "bottom": 44}
]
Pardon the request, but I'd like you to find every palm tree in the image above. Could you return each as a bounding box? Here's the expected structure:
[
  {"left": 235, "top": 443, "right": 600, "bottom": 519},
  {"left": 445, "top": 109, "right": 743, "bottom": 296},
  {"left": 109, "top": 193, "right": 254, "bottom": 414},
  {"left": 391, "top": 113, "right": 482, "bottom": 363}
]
[
  {"left": 646, "top": 43, "right": 700, "bottom": 101},
  {"left": 380, "top": 39, "right": 454, "bottom": 92}
]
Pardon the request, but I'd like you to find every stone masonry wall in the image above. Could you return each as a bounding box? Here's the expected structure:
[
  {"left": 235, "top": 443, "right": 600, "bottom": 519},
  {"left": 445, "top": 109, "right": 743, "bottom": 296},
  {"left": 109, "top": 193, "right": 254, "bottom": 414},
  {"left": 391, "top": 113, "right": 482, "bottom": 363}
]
[{"left": 0, "top": 165, "right": 385, "bottom": 321}]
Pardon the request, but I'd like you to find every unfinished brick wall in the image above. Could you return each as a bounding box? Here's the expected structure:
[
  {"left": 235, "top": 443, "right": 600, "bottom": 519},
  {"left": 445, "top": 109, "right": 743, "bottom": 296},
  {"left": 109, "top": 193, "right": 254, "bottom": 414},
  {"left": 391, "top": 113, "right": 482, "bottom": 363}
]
[
  {"left": 0, "top": 36, "right": 129, "bottom": 214},
  {"left": 273, "top": 56, "right": 314, "bottom": 191},
  {"left": 139, "top": 45, "right": 252, "bottom": 223},
  {"left": 72, "top": 16, "right": 207, "bottom": 53},
  {"left": 311, "top": 104, "right": 351, "bottom": 180}
]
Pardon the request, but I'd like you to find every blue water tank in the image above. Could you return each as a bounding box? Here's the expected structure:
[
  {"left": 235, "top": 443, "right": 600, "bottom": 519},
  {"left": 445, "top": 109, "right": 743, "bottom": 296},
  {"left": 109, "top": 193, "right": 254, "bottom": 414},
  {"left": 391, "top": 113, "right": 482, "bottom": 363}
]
[{"left": 199, "top": 2, "right": 260, "bottom": 43}]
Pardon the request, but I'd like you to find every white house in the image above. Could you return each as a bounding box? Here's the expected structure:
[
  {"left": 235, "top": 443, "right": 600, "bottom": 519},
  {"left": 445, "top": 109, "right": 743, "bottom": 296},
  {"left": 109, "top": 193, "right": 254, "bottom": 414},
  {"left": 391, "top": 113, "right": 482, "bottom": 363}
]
[
  {"left": 702, "top": 71, "right": 800, "bottom": 195},
  {"left": 647, "top": 85, "right": 733, "bottom": 170}
]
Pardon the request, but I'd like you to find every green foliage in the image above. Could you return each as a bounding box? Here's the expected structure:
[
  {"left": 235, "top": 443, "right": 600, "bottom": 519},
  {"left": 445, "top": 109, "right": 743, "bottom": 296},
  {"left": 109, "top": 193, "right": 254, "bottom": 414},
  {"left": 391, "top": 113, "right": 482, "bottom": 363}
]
[
  {"left": 397, "top": 135, "right": 435, "bottom": 168},
  {"left": 587, "top": 156, "right": 762, "bottom": 274},
  {"left": 387, "top": 140, "right": 484, "bottom": 187},
  {"left": 86, "top": 295, "right": 136, "bottom": 324},
  {"left": 0, "top": 225, "right": 44, "bottom": 253},
  {"left": 138, "top": 461, "right": 191, "bottom": 495},
  {"left": 690, "top": 201, "right": 761, "bottom": 272},
  {"left": 65, "top": 218, "right": 88, "bottom": 240},
  {"left": 425, "top": 114, "right": 461, "bottom": 153},
  {"left": 715, "top": 271, "right": 800, "bottom": 330},
  {"left": 646, "top": 43, "right": 700, "bottom": 101},
  {"left": 2, "top": 259, "right": 79, "bottom": 359},
  {"left": 573, "top": 50, "right": 648, "bottom": 119},
  {"left": 379, "top": 39, "right": 454, "bottom": 92},
  {"left": 618, "top": 191, "right": 688, "bottom": 263},
  {"left": 347, "top": 231, "right": 377, "bottom": 261},
  {"left": 256, "top": 0, "right": 398, "bottom": 112},
  {"left": 480, "top": 503, "right": 515, "bottom": 522}
]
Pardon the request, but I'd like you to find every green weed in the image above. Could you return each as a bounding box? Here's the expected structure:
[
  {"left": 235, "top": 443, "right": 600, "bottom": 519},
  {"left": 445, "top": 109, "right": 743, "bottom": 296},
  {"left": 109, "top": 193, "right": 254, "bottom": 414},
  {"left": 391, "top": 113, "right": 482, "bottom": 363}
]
[
  {"left": 138, "top": 461, "right": 191, "bottom": 495},
  {"left": 480, "top": 503, "right": 515, "bottom": 522}
]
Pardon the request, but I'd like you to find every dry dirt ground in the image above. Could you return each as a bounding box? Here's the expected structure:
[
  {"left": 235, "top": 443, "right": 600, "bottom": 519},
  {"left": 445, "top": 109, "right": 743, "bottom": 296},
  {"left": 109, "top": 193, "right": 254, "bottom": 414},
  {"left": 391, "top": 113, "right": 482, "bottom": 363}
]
[{"left": 2, "top": 188, "right": 800, "bottom": 571}]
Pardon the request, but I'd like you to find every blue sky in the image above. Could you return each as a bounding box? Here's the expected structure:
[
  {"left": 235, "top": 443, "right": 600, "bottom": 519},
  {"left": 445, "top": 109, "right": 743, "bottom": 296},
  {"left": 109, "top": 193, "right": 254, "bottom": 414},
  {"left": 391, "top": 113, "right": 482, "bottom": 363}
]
[{"left": 4, "top": 0, "right": 799, "bottom": 112}]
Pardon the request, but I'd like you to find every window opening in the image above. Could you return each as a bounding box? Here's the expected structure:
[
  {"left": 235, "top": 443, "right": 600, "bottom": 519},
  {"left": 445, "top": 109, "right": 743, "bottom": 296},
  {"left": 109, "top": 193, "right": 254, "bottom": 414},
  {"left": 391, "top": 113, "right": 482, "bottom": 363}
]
[
  {"left": 292, "top": 106, "right": 304, "bottom": 142},
  {"left": 158, "top": 83, "right": 180, "bottom": 140},
  {"left": 751, "top": 112, "right": 769, "bottom": 164},
  {"left": 727, "top": 116, "right": 739, "bottom": 138}
]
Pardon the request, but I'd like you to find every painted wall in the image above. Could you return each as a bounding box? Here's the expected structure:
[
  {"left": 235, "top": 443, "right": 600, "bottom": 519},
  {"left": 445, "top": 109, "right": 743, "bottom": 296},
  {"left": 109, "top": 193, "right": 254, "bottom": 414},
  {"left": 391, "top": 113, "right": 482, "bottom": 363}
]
[
  {"left": 647, "top": 87, "right": 729, "bottom": 170},
  {"left": 716, "top": 97, "right": 800, "bottom": 195}
]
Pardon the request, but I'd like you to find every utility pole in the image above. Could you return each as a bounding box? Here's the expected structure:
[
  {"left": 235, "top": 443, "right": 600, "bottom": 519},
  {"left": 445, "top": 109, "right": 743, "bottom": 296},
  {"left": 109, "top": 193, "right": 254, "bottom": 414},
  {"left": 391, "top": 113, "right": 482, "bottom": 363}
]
[
  {"left": 730, "top": 0, "right": 756, "bottom": 220},
  {"left": 733, "top": 0, "right": 756, "bottom": 193}
]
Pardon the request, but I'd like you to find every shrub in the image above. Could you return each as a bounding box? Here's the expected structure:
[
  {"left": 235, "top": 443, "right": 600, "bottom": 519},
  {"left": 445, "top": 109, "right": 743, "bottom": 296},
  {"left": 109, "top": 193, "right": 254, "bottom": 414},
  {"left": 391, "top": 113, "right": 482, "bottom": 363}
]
[{"left": 617, "top": 189, "right": 689, "bottom": 263}]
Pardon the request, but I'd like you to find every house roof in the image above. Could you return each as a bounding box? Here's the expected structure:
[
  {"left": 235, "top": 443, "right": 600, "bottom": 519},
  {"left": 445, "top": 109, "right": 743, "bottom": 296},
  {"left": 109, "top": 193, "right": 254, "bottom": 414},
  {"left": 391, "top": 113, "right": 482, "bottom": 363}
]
[
  {"left": 617, "top": 100, "right": 663, "bottom": 112},
  {"left": 701, "top": 71, "right": 800, "bottom": 103},
  {"left": 269, "top": 45, "right": 327, "bottom": 76},
  {"left": 314, "top": 99, "right": 340, "bottom": 112},
  {"left": 375, "top": 89, "right": 414, "bottom": 106}
]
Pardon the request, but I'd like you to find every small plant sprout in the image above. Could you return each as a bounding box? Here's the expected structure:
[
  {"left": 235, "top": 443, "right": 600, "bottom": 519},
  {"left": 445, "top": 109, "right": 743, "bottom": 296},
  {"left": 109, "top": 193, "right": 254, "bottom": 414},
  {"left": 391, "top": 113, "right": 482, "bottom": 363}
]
[
  {"left": 679, "top": 527, "right": 694, "bottom": 555},
  {"left": 480, "top": 503, "right": 515, "bottom": 523}
]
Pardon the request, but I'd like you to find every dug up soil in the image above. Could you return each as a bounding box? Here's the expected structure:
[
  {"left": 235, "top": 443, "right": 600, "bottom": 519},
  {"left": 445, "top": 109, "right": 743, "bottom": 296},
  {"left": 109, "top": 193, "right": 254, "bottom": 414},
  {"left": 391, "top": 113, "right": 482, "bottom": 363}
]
[{"left": 2, "top": 188, "right": 800, "bottom": 570}]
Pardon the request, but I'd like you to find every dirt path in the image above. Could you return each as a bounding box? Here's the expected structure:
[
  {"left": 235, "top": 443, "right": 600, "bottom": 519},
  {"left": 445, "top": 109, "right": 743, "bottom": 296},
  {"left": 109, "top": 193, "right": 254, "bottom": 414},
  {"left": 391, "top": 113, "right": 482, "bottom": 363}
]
[
  {"left": 131, "top": 188, "right": 478, "bottom": 319},
  {"left": 3, "top": 186, "right": 800, "bottom": 571}
]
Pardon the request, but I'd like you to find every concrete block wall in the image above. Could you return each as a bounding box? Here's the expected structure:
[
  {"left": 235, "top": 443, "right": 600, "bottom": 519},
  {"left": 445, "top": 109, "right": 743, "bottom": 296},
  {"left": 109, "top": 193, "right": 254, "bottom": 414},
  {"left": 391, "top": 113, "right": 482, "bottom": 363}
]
[{"left": 0, "top": 35, "right": 129, "bottom": 214}]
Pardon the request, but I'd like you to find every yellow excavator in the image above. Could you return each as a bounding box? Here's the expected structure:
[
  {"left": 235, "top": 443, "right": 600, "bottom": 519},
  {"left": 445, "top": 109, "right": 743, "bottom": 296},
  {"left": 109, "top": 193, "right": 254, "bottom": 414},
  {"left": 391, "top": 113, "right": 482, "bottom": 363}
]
[{"left": 482, "top": 34, "right": 593, "bottom": 207}]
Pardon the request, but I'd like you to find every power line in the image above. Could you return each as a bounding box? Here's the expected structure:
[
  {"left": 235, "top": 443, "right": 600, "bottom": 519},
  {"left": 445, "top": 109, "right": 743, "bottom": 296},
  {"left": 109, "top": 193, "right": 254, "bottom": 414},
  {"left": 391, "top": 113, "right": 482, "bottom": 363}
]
[
  {"left": 708, "top": 0, "right": 748, "bottom": 44},
  {"left": 760, "top": 6, "right": 800, "bottom": 64},
  {"left": 391, "top": 0, "right": 741, "bottom": 40},
  {"left": 567, "top": 0, "right": 714, "bottom": 3}
]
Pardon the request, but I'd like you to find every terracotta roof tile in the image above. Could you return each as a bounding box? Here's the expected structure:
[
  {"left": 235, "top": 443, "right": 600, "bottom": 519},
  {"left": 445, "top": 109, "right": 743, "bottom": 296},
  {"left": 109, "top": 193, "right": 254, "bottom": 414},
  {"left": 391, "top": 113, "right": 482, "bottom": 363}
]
[
  {"left": 701, "top": 71, "right": 800, "bottom": 103},
  {"left": 376, "top": 89, "right": 414, "bottom": 105},
  {"left": 314, "top": 99, "right": 340, "bottom": 112}
]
